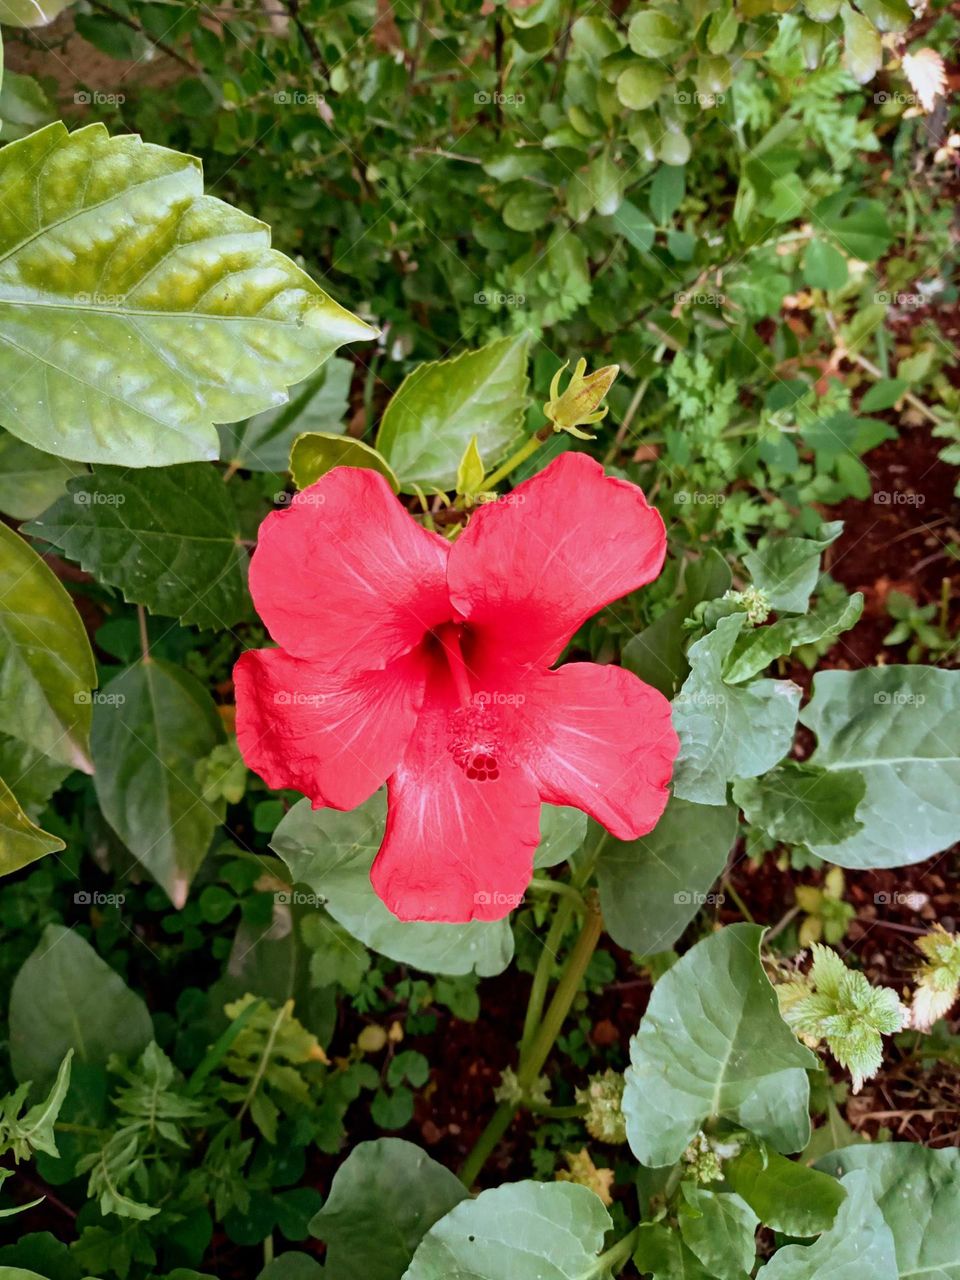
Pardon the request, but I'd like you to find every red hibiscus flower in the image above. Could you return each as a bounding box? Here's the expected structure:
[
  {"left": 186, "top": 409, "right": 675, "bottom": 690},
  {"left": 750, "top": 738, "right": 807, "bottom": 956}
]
[{"left": 234, "top": 453, "right": 678, "bottom": 923}]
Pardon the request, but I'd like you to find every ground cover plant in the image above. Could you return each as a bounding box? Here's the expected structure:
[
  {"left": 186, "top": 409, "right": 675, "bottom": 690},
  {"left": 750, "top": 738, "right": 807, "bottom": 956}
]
[{"left": 0, "top": 0, "right": 958, "bottom": 1276}]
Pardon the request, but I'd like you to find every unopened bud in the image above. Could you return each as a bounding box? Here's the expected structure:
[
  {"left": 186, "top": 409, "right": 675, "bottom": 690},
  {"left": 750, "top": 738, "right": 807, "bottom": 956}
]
[{"left": 544, "top": 359, "right": 619, "bottom": 439}]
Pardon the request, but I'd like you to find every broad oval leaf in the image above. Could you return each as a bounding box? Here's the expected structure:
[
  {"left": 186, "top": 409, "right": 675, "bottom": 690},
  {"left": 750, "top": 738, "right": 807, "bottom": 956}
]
[
  {"left": 757, "top": 1170, "right": 896, "bottom": 1280},
  {"left": 375, "top": 335, "right": 530, "bottom": 493},
  {"left": 596, "top": 798, "right": 738, "bottom": 954},
  {"left": 725, "top": 1144, "right": 846, "bottom": 1237},
  {"left": 800, "top": 666, "right": 960, "bottom": 867},
  {"left": 9, "top": 923, "right": 152, "bottom": 1086},
  {"left": 310, "top": 1139, "right": 468, "bottom": 1280},
  {"left": 270, "top": 793, "right": 513, "bottom": 977},
  {"left": 624, "top": 924, "right": 817, "bottom": 1167},
  {"left": 0, "top": 428, "right": 82, "bottom": 519},
  {"left": 91, "top": 659, "right": 225, "bottom": 906},
  {"left": 0, "top": 123, "right": 375, "bottom": 467},
  {"left": 0, "top": 522, "right": 96, "bottom": 772},
  {"left": 0, "top": 772, "right": 64, "bottom": 876},
  {"left": 26, "top": 463, "right": 250, "bottom": 629},
  {"left": 816, "top": 1144, "right": 960, "bottom": 1278},
  {"left": 402, "top": 1181, "right": 612, "bottom": 1280}
]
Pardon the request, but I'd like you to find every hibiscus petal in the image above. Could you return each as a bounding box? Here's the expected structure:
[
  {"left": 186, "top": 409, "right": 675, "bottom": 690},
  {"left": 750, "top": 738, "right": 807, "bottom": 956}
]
[
  {"left": 250, "top": 468, "right": 451, "bottom": 673},
  {"left": 234, "top": 646, "right": 426, "bottom": 810},
  {"left": 371, "top": 670, "right": 542, "bottom": 923},
  {"left": 448, "top": 452, "right": 666, "bottom": 668},
  {"left": 522, "top": 662, "right": 678, "bottom": 840}
]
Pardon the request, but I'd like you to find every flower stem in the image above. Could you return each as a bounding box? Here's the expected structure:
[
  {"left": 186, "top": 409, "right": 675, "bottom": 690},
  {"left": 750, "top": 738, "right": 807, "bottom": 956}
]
[
  {"left": 590, "top": 1225, "right": 641, "bottom": 1277},
  {"left": 459, "top": 894, "right": 603, "bottom": 1187},
  {"left": 479, "top": 424, "right": 553, "bottom": 493},
  {"left": 520, "top": 897, "right": 576, "bottom": 1055}
]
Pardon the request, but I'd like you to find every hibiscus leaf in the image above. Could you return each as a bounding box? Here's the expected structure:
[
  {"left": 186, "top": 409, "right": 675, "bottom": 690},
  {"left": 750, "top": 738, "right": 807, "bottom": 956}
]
[
  {"left": 289, "top": 432, "right": 400, "bottom": 492},
  {"left": 0, "top": 773, "right": 64, "bottom": 877},
  {"left": 677, "top": 1185, "right": 759, "bottom": 1280},
  {"left": 91, "top": 659, "right": 225, "bottom": 906},
  {"left": 595, "top": 798, "right": 737, "bottom": 953},
  {"left": 624, "top": 924, "right": 817, "bottom": 1167},
  {"left": 375, "top": 335, "right": 530, "bottom": 493},
  {"left": 0, "top": 429, "right": 84, "bottom": 520},
  {"left": 220, "top": 357, "right": 352, "bottom": 473},
  {"left": 816, "top": 1145, "right": 960, "bottom": 1277},
  {"left": 310, "top": 1139, "right": 467, "bottom": 1280},
  {"left": 271, "top": 795, "right": 514, "bottom": 977},
  {"left": 0, "top": 123, "right": 374, "bottom": 468},
  {"left": 672, "top": 614, "right": 802, "bottom": 806},
  {"left": 401, "top": 1182, "right": 611, "bottom": 1280},
  {"left": 799, "top": 666, "right": 960, "bottom": 868},
  {"left": 9, "top": 924, "right": 152, "bottom": 1087},
  {"left": 725, "top": 1145, "right": 846, "bottom": 1237},
  {"left": 533, "top": 805, "right": 587, "bottom": 869},
  {"left": 756, "top": 1170, "right": 897, "bottom": 1280},
  {"left": 25, "top": 463, "right": 251, "bottom": 630},
  {"left": 0, "top": 522, "right": 96, "bottom": 773}
]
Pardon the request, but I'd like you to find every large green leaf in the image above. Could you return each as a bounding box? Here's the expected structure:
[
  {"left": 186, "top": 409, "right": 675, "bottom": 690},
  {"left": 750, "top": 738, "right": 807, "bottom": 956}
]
[
  {"left": 0, "top": 522, "right": 96, "bottom": 772},
  {"left": 270, "top": 793, "right": 513, "bottom": 977},
  {"left": 725, "top": 1145, "right": 846, "bottom": 1237},
  {"left": 624, "top": 924, "right": 817, "bottom": 1167},
  {"left": 672, "top": 615, "right": 802, "bottom": 805},
  {"left": 757, "top": 1171, "right": 896, "bottom": 1280},
  {"left": 722, "top": 594, "right": 863, "bottom": 684},
  {"left": 743, "top": 523, "right": 842, "bottom": 614},
  {"left": 0, "top": 69, "right": 54, "bottom": 142},
  {"left": 596, "top": 798, "right": 737, "bottom": 953},
  {"left": 90, "top": 659, "right": 225, "bottom": 906},
  {"left": 0, "top": 429, "right": 83, "bottom": 519},
  {"left": 533, "top": 804, "right": 587, "bottom": 869},
  {"left": 817, "top": 1144, "right": 960, "bottom": 1278},
  {"left": 402, "top": 1182, "right": 612, "bottom": 1280},
  {"left": 0, "top": 732, "right": 70, "bottom": 817},
  {"left": 0, "top": 772, "right": 64, "bottom": 876},
  {"left": 632, "top": 1224, "right": 715, "bottom": 1280},
  {"left": 677, "top": 1185, "right": 758, "bottom": 1280},
  {"left": 375, "top": 335, "right": 529, "bottom": 493},
  {"left": 9, "top": 924, "right": 152, "bottom": 1086},
  {"left": 799, "top": 666, "right": 960, "bottom": 867},
  {"left": 0, "top": 0, "right": 70, "bottom": 26},
  {"left": 289, "top": 432, "right": 399, "bottom": 492},
  {"left": 219, "top": 357, "right": 352, "bottom": 472},
  {"left": 0, "top": 123, "right": 374, "bottom": 468},
  {"left": 732, "top": 762, "right": 865, "bottom": 849},
  {"left": 310, "top": 1140, "right": 468, "bottom": 1280},
  {"left": 26, "top": 463, "right": 250, "bottom": 629}
]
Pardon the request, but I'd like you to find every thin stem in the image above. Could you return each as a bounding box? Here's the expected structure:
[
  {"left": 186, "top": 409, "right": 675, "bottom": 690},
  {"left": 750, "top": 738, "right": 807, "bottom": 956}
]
[
  {"left": 723, "top": 875, "right": 755, "bottom": 923},
  {"left": 137, "top": 605, "right": 151, "bottom": 665},
  {"left": 460, "top": 895, "right": 604, "bottom": 1187},
  {"left": 527, "top": 877, "right": 587, "bottom": 908},
  {"left": 479, "top": 426, "right": 552, "bottom": 492},
  {"left": 520, "top": 898, "right": 576, "bottom": 1056}
]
